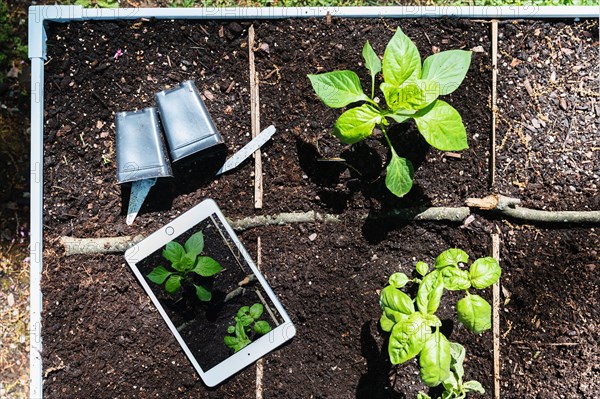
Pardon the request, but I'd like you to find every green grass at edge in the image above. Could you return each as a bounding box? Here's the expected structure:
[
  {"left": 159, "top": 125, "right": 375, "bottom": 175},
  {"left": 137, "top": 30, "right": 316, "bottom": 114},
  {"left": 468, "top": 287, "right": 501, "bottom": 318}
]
[{"left": 66, "top": 0, "right": 600, "bottom": 8}]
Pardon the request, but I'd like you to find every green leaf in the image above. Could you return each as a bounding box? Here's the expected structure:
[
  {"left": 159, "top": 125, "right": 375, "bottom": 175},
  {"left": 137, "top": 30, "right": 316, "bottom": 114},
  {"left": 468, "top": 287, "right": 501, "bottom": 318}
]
[
  {"left": 164, "top": 275, "right": 182, "bottom": 294},
  {"left": 463, "top": 380, "right": 485, "bottom": 394},
  {"left": 422, "top": 313, "right": 442, "bottom": 327},
  {"left": 194, "top": 284, "right": 212, "bottom": 302},
  {"left": 380, "top": 83, "right": 402, "bottom": 111},
  {"left": 333, "top": 104, "right": 382, "bottom": 145},
  {"left": 386, "top": 110, "right": 411, "bottom": 124},
  {"left": 389, "top": 272, "right": 410, "bottom": 289},
  {"left": 449, "top": 341, "right": 466, "bottom": 379},
  {"left": 469, "top": 257, "right": 501, "bottom": 289},
  {"left": 388, "top": 312, "right": 431, "bottom": 365},
  {"left": 421, "top": 50, "right": 472, "bottom": 95},
  {"left": 249, "top": 303, "right": 264, "bottom": 320},
  {"left": 237, "top": 315, "right": 254, "bottom": 327},
  {"left": 147, "top": 266, "right": 173, "bottom": 285},
  {"left": 173, "top": 252, "right": 195, "bottom": 272},
  {"left": 441, "top": 266, "right": 471, "bottom": 291},
  {"left": 363, "top": 40, "right": 381, "bottom": 98},
  {"left": 416, "top": 261, "right": 429, "bottom": 276},
  {"left": 225, "top": 324, "right": 251, "bottom": 352},
  {"left": 385, "top": 151, "right": 414, "bottom": 198},
  {"left": 442, "top": 370, "right": 459, "bottom": 392},
  {"left": 382, "top": 28, "right": 421, "bottom": 87},
  {"left": 162, "top": 241, "right": 185, "bottom": 264},
  {"left": 363, "top": 40, "right": 382, "bottom": 78},
  {"left": 237, "top": 306, "right": 250, "bottom": 318},
  {"left": 416, "top": 270, "right": 444, "bottom": 315},
  {"left": 308, "top": 71, "right": 369, "bottom": 109},
  {"left": 224, "top": 335, "right": 239, "bottom": 349},
  {"left": 254, "top": 320, "right": 272, "bottom": 335},
  {"left": 435, "top": 248, "right": 469, "bottom": 270},
  {"left": 227, "top": 325, "right": 235, "bottom": 334},
  {"left": 184, "top": 231, "right": 204, "bottom": 257},
  {"left": 380, "top": 312, "right": 397, "bottom": 332},
  {"left": 235, "top": 321, "right": 250, "bottom": 341},
  {"left": 385, "top": 306, "right": 410, "bottom": 325},
  {"left": 419, "top": 330, "right": 451, "bottom": 387},
  {"left": 192, "top": 256, "right": 223, "bottom": 277},
  {"left": 381, "top": 80, "right": 439, "bottom": 111},
  {"left": 416, "top": 393, "right": 432, "bottom": 399},
  {"left": 457, "top": 294, "right": 492, "bottom": 334},
  {"left": 413, "top": 100, "right": 468, "bottom": 151},
  {"left": 380, "top": 285, "right": 415, "bottom": 315}
]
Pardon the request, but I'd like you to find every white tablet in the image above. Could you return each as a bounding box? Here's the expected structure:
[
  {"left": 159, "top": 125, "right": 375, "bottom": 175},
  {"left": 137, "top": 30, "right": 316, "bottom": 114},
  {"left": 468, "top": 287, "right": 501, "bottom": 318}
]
[{"left": 125, "top": 199, "right": 296, "bottom": 387}]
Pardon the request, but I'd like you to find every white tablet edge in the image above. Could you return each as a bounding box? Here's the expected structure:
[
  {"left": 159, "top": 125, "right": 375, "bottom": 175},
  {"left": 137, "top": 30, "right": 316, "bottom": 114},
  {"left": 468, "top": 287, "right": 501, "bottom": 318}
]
[{"left": 124, "top": 198, "right": 296, "bottom": 387}]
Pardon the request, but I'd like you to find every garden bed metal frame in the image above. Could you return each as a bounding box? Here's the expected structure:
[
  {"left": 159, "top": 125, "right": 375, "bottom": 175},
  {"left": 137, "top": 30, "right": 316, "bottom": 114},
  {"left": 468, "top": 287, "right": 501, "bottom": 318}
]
[{"left": 28, "top": 5, "right": 599, "bottom": 398}]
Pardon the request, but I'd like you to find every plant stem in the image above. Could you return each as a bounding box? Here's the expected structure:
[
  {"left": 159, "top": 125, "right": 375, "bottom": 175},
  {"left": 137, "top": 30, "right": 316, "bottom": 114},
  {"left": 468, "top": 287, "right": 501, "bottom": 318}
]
[
  {"left": 371, "top": 76, "right": 375, "bottom": 100},
  {"left": 366, "top": 97, "right": 381, "bottom": 109},
  {"left": 380, "top": 125, "right": 395, "bottom": 154}
]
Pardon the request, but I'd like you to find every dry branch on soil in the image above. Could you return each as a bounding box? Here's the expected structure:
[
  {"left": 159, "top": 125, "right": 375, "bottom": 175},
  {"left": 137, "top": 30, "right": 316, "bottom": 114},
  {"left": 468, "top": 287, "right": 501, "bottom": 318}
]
[{"left": 60, "top": 195, "right": 600, "bottom": 255}]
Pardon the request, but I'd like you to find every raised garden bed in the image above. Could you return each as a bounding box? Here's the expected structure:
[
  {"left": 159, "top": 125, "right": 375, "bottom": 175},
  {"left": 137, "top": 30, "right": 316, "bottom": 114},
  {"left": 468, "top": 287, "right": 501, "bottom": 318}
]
[{"left": 32, "top": 7, "right": 599, "bottom": 399}]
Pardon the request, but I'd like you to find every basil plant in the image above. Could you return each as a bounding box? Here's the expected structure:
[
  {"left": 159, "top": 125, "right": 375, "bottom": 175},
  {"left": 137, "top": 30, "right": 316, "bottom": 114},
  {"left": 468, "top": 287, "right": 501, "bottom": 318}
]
[
  {"left": 380, "top": 249, "right": 500, "bottom": 397},
  {"left": 308, "top": 28, "right": 472, "bottom": 197}
]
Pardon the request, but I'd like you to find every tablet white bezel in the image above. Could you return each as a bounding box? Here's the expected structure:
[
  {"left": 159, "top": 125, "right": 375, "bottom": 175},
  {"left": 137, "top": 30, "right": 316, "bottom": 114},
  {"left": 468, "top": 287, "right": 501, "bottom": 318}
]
[{"left": 124, "top": 199, "right": 296, "bottom": 387}]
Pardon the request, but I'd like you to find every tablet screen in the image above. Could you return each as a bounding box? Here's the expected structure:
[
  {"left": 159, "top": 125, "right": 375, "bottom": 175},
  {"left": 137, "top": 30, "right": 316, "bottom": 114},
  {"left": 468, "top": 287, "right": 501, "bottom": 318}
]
[{"left": 135, "top": 213, "right": 285, "bottom": 371}]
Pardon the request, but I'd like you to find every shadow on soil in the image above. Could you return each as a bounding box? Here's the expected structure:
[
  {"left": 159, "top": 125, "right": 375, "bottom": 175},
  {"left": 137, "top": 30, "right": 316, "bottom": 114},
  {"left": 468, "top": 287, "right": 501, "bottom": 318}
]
[
  {"left": 356, "top": 321, "right": 404, "bottom": 399},
  {"left": 119, "top": 147, "right": 227, "bottom": 216},
  {"left": 295, "top": 125, "right": 432, "bottom": 216}
]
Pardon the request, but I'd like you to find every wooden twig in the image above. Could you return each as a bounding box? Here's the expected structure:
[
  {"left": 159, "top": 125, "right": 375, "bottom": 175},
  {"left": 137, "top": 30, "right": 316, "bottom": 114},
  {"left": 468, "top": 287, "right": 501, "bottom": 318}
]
[
  {"left": 256, "top": 236, "right": 264, "bottom": 399},
  {"left": 490, "top": 233, "right": 501, "bottom": 399},
  {"left": 61, "top": 235, "right": 144, "bottom": 256},
  {"left": 223, "top": 274, "right": 257, "bottom": 303},
  {"left": 491, "top": 20, "right": 498, "bottom": 187},
  {"left": 256, "top": 358, "right": 264, "bottom": 399},
  {"left": 467, "top": 194, "right": 600, "bottom": 223},
  {"left": 249, "top": 25, "right": 263, "bottom": 209},
  {"left": 60, "top": 196, "right": 600, "bottom": 255},
  {"left": 229, "top": 207, "right": 471, "bottom": 232},
  {"left": 511, "top": 341, "right": 580, "bottom": 347}
]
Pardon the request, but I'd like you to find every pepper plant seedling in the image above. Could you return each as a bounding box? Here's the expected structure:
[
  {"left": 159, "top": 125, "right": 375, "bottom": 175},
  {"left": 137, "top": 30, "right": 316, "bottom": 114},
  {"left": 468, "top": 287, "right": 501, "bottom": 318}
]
[
  {"left": 225, "top": 303, "right": 272, "bottom": 352},
  {"left": 308, "top": 28, "right": 472, "bottom": 197},
  {"left": 379, "top": 248, "right": 500, "bottom": 396},
  {"left": 147, "top": 230, "right": 222, "bottom": 302}
]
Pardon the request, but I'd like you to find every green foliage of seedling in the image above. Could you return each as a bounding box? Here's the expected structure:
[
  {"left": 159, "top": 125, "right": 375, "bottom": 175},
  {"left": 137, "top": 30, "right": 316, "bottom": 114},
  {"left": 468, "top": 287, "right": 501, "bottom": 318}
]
[
  {"left": 379, "top": 248, "right": 500, "bottom": 397},
  {"left": 147, "top": 231, "right": 222, "bottom": 302},
  {"left": 308, "top": 27, "right": 471, "bottom": 198},
  {"left": 224, "top": 303, "right": 272, "bottom": 352}
]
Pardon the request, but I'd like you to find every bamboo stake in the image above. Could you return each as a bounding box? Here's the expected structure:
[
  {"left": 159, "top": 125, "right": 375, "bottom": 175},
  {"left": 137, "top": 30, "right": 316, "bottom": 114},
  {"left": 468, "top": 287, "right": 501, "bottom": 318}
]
[
  {"left": 249, "top": 25, "right": 263, "bottom": 209},
  {"left": 256, "top": 236, "right": 264, "bottom": 399},
  {"left": 490, "top": 233, "right": 501, "bottom": 399},
  {"left": 491, "top": 20, "right": 499, "bottom": 187}
]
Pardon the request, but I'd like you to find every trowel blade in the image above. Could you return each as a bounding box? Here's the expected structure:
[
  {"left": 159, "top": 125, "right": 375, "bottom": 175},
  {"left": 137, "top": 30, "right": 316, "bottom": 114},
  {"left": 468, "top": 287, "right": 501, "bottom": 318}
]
[{"left": 126, "top": 178, "right": 157, "bottom": 225}]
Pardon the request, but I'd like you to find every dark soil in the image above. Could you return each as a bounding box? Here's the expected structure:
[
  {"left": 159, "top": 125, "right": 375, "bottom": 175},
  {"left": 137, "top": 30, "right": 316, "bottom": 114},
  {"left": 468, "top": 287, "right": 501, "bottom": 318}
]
[
  {"left": 39, "top": 16, "right": 599, "bottom": 399},
  {"left": 495, "top": 19, "right": 599, "bottom": 211},
  {"left": 42, "top": 17, "right": 491, "bottom": 241},
  {"left": 499, "top": 227, "right": 599, "bottom": 399}
]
